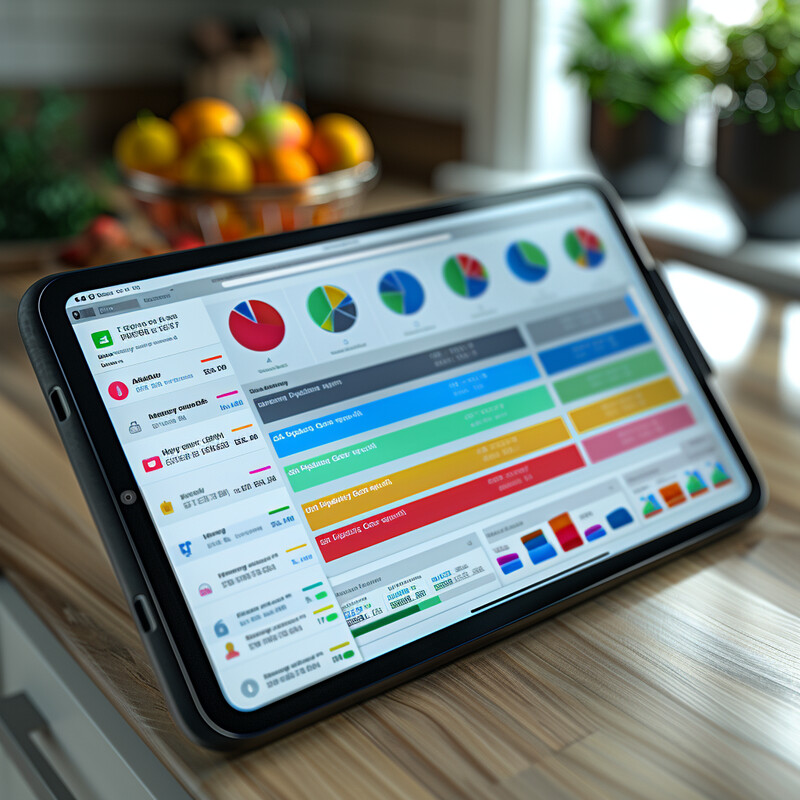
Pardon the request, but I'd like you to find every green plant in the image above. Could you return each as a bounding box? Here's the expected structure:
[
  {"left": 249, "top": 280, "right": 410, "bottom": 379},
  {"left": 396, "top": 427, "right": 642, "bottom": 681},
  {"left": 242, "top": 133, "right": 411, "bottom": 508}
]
[
  {"left": 0, "top": 91, "right": 103, "bottom": 241},
  {"left": 707, "top": 0, "right": 800, "bottom": 132},
  {"left": 567, "top": 0, "right": 702, "bottom": 124}
]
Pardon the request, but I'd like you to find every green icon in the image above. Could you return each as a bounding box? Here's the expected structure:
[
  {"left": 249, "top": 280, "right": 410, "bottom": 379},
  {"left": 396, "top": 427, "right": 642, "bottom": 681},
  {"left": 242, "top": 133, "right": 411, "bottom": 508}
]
[{"left": 91, "top": 330, "right": 113, "bottom": 349}]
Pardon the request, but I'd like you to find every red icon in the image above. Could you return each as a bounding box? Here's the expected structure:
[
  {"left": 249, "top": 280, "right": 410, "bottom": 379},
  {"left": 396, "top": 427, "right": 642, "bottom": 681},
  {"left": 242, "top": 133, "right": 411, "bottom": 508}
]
[
  {"left": 142, "top": 456, "right": 163, "bottom": 472},
  {"left": 108, "top": 381, "right": 129, "bottom": 400}
]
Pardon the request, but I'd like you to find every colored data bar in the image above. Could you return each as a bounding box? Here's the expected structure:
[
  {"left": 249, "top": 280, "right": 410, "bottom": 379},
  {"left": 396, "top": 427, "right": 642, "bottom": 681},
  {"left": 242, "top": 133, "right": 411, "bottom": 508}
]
[
  {"left": 527, "top": 296, "right": 636, "bottom": 347},
  {"left": 553, "top": 350, "right": 665, "bottom": 404},
  {"left": 350, "top": 595, "right": 441, "bottom": 638},
  {"left": 270, "top": 356, "right": 540, "bottom": 458},
  {"left": 549, "top": 512, "right": 583, "bottom": 551},
  {"left": 606, "top": 507, "right": 634, "bottom": 529},
  {"left": 584, "top": 524, "right": 607, "bottom": 542},
  {"left": 497, "top": 553, "right": 523, "bottom": 574},
  {"left": 521, "top": 531, "right": 557, "bottom": 564},
  {"left": 538, "top": 323, "right": 651, "bottom": 376},
  {"left": 569, "top": 377, "right": 680, "bottom": 434},
  {"left": 256, "top": 328, "right": 525, "bottom": 424},
  {"left": 315, "top": 444, "right": 585, "bottom": 561},
  {"left": 582, "top": 404, "right": 695, "bottom": 462},
  {"left": 285, "top": 386, "right": 554, "bottom": 491},
  {"left": 659, "top": 482, "right": 687, "bottom": 508},
  {"left": 303, "top": 417, "right": 571, "bottom": 530}
]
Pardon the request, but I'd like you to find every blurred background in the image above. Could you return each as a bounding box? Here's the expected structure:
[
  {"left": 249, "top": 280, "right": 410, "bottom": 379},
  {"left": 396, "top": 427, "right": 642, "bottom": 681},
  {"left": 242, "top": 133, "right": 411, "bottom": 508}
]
[{"left": 0, "top": 0, "right": 799, "bottom": 381}]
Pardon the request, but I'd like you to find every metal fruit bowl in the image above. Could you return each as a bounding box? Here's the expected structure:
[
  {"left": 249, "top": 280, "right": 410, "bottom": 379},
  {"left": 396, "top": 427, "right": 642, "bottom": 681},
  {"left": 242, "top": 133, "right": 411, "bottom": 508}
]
[{"left": 122, "top": 160, "right": 379, "bottom": 244}]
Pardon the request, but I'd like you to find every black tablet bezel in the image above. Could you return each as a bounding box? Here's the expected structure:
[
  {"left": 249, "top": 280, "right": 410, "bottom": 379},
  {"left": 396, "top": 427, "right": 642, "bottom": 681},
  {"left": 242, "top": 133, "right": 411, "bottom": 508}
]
[{"left": 34, "top": 180, "right": 764, "bottom": 739}]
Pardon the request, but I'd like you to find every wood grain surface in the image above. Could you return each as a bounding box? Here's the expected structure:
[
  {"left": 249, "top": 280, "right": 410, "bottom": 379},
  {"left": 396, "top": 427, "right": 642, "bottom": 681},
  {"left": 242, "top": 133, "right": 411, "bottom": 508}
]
[{"left": 0, "top": 208, "right": 798, "bottom": 799}]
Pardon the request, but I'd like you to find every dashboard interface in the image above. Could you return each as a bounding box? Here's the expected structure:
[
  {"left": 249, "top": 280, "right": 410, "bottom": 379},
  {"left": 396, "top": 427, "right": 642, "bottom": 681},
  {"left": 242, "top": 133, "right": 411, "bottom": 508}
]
[{"left": 67, "top": 188, "right": 748, "bottom": 711}]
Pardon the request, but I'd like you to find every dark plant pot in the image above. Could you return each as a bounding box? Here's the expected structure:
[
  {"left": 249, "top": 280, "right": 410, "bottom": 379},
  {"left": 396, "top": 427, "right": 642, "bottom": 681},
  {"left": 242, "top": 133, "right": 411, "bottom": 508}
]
[
  {"left": 716, "top": 119, "right": 800, "bottom": 240},
  {"left": 590, "top": 102, "right": 685, "bottom": 198}
]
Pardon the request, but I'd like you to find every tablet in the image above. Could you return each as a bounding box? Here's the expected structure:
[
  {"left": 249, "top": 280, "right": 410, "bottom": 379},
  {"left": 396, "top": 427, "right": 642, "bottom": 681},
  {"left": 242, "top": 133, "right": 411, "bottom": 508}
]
[{"left": 19, "top": 181, "right": 764, "bottom": 748}]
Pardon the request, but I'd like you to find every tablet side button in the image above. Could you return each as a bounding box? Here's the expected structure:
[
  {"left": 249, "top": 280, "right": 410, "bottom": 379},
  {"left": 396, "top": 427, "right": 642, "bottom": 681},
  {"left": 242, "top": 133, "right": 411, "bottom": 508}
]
[
  {"left": 132, "top": 595, "right": 157, "bottom": 634},
  {"left": 48, "top": 386, "right": 70, "bottom": 422}
]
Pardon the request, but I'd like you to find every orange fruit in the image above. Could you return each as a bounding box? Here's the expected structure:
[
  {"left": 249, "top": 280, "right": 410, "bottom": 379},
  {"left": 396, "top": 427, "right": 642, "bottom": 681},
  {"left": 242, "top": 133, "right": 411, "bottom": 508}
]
[
  {"left": 170, "top": 98, "right": 243, "bottom": 149},
  {"left": 242, "top": 103, "right": 313, "bottom": 154},
  {"left": 309, "top": 113, "right": 373, "bottom": 173},
  {"left": 182, "top": 138, "right": 254, "bottom": 193},
  {"left": 257, "top": 148, "right": 318, "bottom": 183},
  {"left": 114, "top": 116, "right": 180, "bottom": 173},
  {"left": 212, "top": 201, "right": 249, "bottom": 241}
]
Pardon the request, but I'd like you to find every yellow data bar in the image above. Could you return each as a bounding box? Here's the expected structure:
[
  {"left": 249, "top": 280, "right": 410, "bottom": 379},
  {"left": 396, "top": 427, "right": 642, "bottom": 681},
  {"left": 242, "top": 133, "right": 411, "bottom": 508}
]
[
  {"left": 303, "top": 417, "right": 570, "bottom": 530},
  {"left": 569, "top": 376, "right": 680, "bottom": 433}
]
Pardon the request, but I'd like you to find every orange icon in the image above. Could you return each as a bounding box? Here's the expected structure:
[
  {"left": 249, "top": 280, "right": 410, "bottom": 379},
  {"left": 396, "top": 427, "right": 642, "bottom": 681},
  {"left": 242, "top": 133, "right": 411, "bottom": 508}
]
[{"left": 160, "top": 500, "right": 174, "bottom": 515}]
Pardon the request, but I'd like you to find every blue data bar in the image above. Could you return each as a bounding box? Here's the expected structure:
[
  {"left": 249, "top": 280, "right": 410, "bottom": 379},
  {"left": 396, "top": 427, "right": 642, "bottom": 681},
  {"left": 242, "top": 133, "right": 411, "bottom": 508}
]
[
  {"left": 538, "top": 323, "right": 651, "bottom": 375},
  {"left": 270, "top": 356, "right": 540, "bottom": 458}
]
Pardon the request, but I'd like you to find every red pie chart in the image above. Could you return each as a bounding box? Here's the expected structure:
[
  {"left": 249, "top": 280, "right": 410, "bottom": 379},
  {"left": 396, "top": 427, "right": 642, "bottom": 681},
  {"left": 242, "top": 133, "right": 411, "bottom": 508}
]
[{"left": 228, "top": 300, "right": 286, "bottom": 351}]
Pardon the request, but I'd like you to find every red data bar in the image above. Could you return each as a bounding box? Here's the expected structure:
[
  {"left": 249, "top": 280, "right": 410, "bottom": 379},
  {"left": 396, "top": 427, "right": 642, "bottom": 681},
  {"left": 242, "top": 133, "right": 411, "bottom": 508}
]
[{"left": 315, "top": 444, "right": 586, "bottom": 562}]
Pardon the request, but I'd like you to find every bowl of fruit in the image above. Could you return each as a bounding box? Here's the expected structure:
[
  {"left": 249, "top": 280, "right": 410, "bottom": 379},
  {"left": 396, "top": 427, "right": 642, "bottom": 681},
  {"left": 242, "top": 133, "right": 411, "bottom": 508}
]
[{"left": 114, "top": 98, "right": 378, "bottom": 244}]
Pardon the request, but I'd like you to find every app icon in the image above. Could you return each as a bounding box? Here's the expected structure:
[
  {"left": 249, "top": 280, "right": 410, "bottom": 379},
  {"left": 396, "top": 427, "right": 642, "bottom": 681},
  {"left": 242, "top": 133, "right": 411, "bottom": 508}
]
[
  {"left": 128, "top": 420, "right": 142, "bottom": 434},
  {"left": 142, "top": 456, "right": 163, "bottom": 472},
  {"left": 179, "top": 541, "right": 192, "bottom": 557},
  {"left": 241, "top": 679, "right": 259, "bottom": 698},
  {"left": 91, "top": 330, "right": 113, "bottom": 349},
  {"left": 214, "top": 620, "right": 229, "bottom": 638},
  {"left": 159, "top": 500, "right": 174, "bottom": 515},
  {"left": 198, "top": 583, "right": 213, "bottom": 597},
  {"left": 108, "top": 381, "right": 129, "bottom": 400},
  {"left": 224, "top": 642, "right": 240, "bottom": 660}
]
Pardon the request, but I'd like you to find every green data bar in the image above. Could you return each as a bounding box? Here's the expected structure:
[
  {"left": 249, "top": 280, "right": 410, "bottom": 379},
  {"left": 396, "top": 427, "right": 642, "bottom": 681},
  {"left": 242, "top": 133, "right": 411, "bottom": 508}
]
[
  {"left": 553, "top": 349, "right": 666, "bottom": 403},
  {"left": 285, "top": 386, "right": 554, "bottom": 491},
  {"left": 350, "top": 595, "right": 442, "bottom": 638}
]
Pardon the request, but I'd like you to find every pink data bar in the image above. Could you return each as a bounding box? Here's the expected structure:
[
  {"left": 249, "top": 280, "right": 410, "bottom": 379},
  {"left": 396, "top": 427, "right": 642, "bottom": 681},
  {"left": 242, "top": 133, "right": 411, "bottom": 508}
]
[{"left": 583, "top": 404, "right": 695, "bottom": 463}]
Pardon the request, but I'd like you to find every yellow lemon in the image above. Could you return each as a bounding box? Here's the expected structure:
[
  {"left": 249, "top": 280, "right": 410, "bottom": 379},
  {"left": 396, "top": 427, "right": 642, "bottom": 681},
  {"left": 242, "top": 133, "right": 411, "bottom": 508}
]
[
  {"left": 114, "top": 116, "right": 180, "bottom": 173},
  {"left": 182, "top": 138, "right": 254, "bottom": 193}
]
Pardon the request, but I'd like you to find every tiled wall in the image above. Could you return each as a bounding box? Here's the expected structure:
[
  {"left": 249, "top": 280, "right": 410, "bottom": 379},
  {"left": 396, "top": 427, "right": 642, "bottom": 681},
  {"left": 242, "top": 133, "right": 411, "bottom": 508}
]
[{"left": 0, "top": 0, "right": 473, "bottom": 122}]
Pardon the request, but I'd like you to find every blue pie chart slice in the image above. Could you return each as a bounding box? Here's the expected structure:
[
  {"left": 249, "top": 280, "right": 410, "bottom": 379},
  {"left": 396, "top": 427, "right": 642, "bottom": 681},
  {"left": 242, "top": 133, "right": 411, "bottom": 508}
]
[
  {"left": 379, "top": 270, "right": 424, "bottom": 315},
  {"left": 506, "top": 241, "right": 548, "bottom": 283}
]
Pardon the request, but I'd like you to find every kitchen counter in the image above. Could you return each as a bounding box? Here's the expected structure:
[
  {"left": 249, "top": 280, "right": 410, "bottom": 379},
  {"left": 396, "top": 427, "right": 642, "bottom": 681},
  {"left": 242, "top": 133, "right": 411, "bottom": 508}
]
[{"left": 0, "top": 189, "right": 799, "bottom": 798}]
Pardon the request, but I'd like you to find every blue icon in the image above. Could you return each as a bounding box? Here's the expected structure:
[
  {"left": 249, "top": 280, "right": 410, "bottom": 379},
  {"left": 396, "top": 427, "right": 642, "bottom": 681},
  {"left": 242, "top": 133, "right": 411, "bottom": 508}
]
[
  {"left": 606, "top": 507, "right": 634, "bottom": 529},
  {"left": 214, "top": 620, "right": 229, "bottom": 638},
  {"left": 179, "top": 541, "right": 192, "bottom": 557}
]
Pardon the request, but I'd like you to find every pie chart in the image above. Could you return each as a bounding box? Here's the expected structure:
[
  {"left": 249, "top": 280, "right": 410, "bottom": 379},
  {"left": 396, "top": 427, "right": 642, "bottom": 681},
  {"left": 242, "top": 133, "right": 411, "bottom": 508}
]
[
  {"left": 506, "top": 241, "right": 548, "bottom": 283},
  {"left": 228, "top": 300, "right": 286, "bottom": 351},
  {"left": 379, "top": 270, "right": 424, "bottom": 315},
  {"left": 307, "top": 285, "right": 357, "bottom": 333},
  {"left": 564, "top": 227, "right": 605, "bottom": 268},
  {"left": 443, "top": 253, "right": 489, "bottom": 298}
]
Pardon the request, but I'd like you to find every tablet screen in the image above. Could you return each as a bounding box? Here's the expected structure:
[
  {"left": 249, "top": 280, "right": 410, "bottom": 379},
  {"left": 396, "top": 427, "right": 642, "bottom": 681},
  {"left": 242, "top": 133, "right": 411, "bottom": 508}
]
[{"left": 66, "top": 187, "right": 749, "bottom": 711}]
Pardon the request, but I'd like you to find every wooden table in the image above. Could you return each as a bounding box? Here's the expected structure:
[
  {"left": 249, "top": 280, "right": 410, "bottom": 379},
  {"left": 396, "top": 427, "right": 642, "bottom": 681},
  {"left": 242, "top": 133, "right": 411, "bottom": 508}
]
[{"left": 1, "top": 225, "right": 799, "bottom": 798}]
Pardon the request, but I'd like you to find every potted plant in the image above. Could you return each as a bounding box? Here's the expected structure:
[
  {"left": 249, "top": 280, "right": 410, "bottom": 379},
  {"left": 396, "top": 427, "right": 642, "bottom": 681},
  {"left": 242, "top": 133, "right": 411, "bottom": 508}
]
[
  {"left": 0, "top": 91, "right": 103, "bottom": 270},
  {"left": 708, "top": 0, "right": 800, "bottom": 239},
  {"left": 568, "top": 0, "right": 702, "bottom": 198}
]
